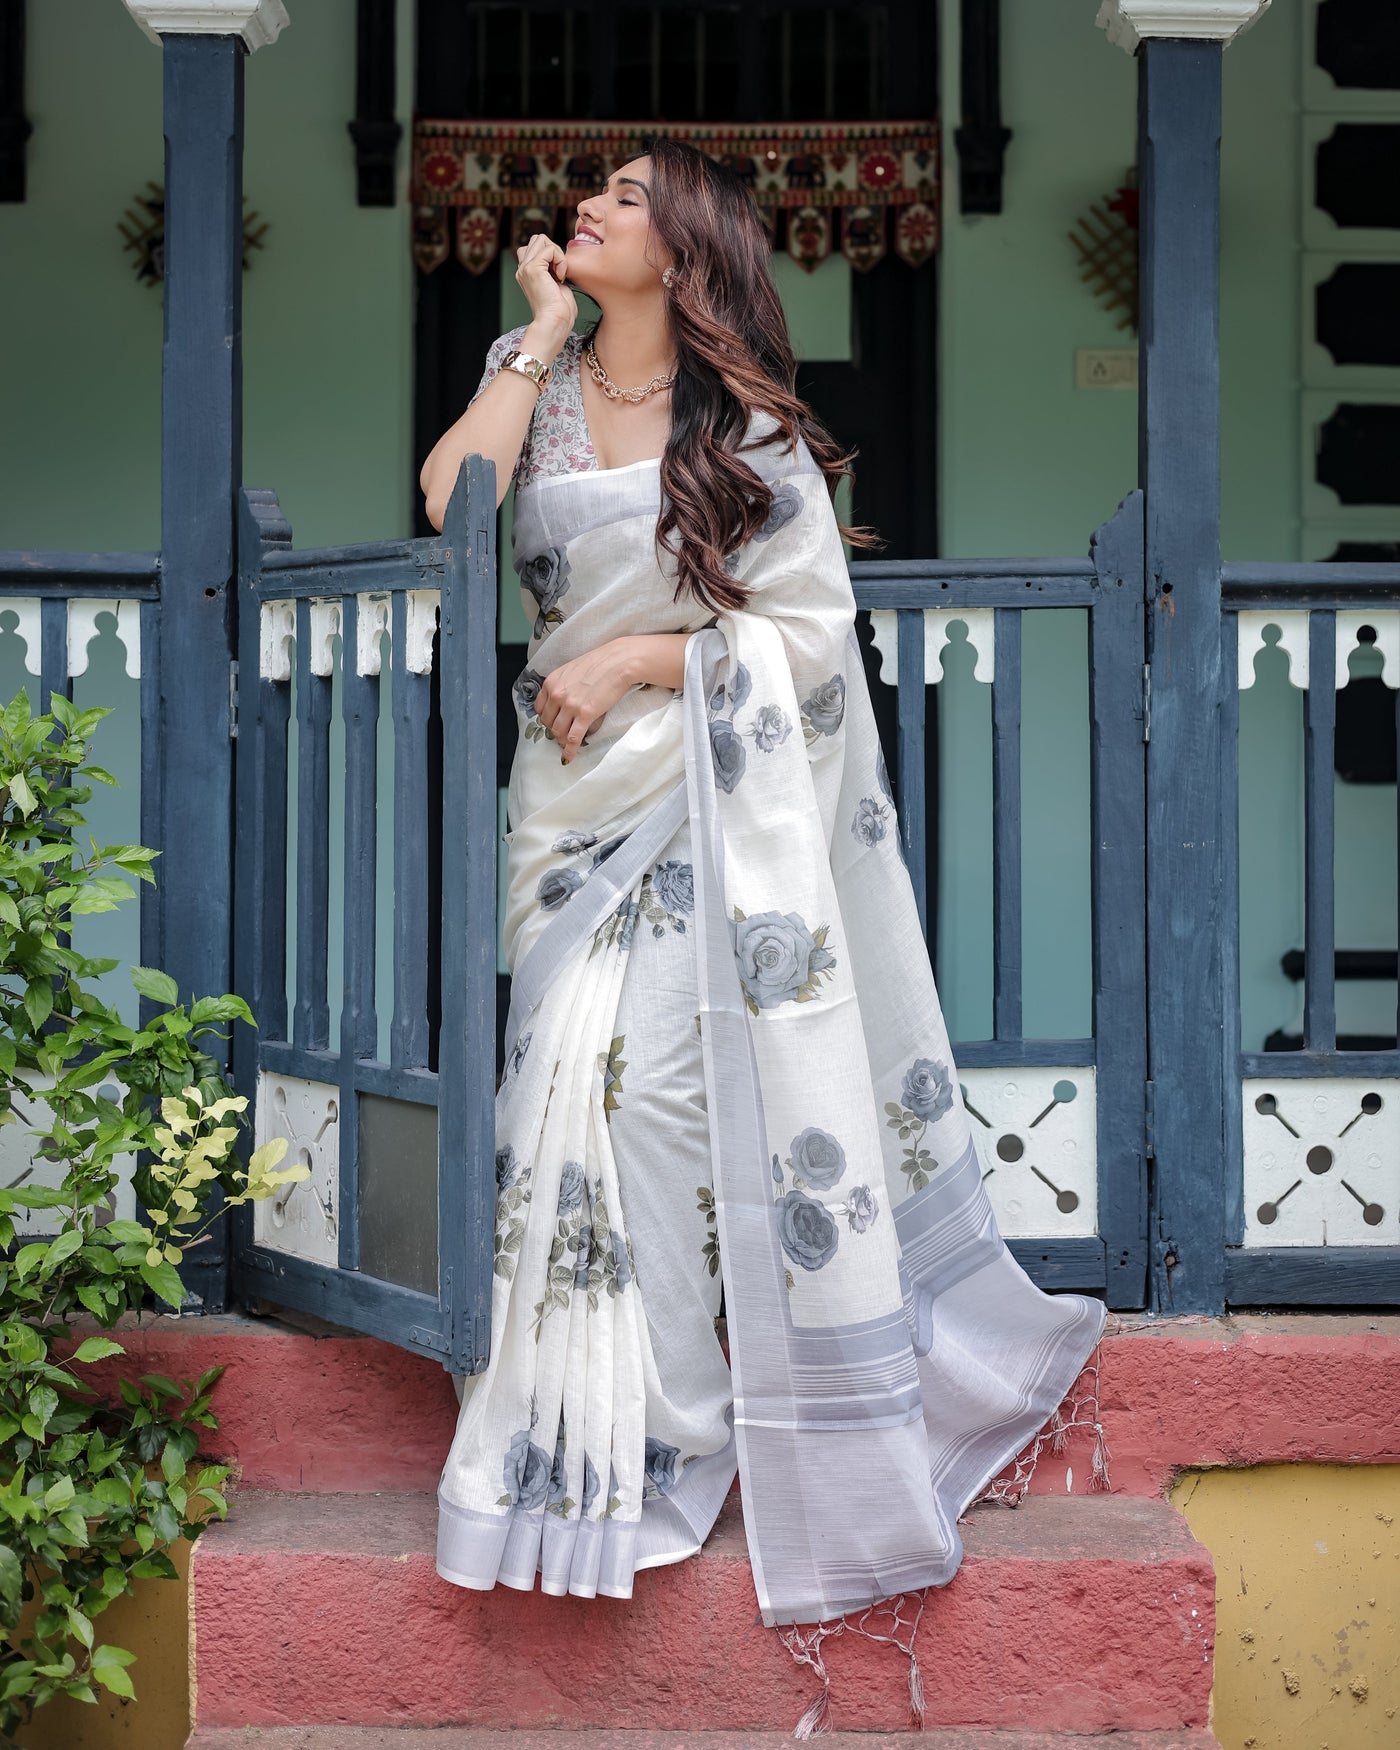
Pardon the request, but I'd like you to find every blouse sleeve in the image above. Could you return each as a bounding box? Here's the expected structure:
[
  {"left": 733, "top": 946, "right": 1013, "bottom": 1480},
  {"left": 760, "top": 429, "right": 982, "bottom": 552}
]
[{"left": 468, "top": 323, "right": 533, "bottom": 490}]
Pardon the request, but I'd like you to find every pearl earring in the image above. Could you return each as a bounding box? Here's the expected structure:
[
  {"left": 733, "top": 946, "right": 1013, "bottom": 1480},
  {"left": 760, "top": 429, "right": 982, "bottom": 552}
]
[{"left": 662, "top": 266, "right": 675, "bottom": 287}]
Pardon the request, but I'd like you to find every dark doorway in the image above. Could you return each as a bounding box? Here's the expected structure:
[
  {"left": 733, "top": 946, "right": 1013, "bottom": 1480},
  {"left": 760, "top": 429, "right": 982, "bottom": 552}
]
[{"left": 412, "top": 1, "right": 943, "bottom": 1066}]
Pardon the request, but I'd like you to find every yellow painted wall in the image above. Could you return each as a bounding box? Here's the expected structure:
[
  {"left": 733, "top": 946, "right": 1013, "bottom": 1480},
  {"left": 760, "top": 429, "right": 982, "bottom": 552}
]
[
  {"left": 1172, "top": 1466, "right": 1400, "bottom": 1750},
  {"left": 11, "top": 1540, "right": 190, "bottom": 1750}
]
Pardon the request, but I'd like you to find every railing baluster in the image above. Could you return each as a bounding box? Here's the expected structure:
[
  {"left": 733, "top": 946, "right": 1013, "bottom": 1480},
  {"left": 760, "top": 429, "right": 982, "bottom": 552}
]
[
  {"left": 340, "top": 594, "right": 380, "bottom": 1063},
  {"left": 896, "top": 606, "right": 928, "bottom": 939},
  {"left": 258, "top": 640, "right": 291, "bottom": 1045},
  {"left": 292, "top": 597, "right": 332, "bottom": 1050},
  {"left": 390, "top": 589, "right": 432, "bottom": 1068},
  {"left": 992, "top": 605, "right": 1023, "bottom": 1041},
  {"left": 1303, "top": 609, "right": 1337, "bottom": 1055},
  {"left": 38, "top": 596, "right": 67, "bottom": 717}
]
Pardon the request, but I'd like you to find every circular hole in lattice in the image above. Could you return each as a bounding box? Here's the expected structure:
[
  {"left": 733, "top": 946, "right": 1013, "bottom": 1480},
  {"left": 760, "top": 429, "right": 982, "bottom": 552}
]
[
  {"left": 1306, "top": 1145, "right": 1333, "bottom": 1175},
  {"left": 1052, "top": 1078, "right": 1078, "bottom": 1104},
  {"left": 1256, "top": 1200, "right": 1280, "bottom": 1224},
  {"left": 1056, "top": 1189, "right": 1081, "bottom": 1215},
  {"left": 996, "top": 1133, "right": 1024, "bottom": 1163},
  {"left": 1255, "top": 1092, "right": 1278, "bottom": 1115},
  {"left": 1357, "top": 623, "right": 1378, "bottom": 644},
  {"left": 1361, "top": 1091, "right": 1384, "bottom": 1115}
]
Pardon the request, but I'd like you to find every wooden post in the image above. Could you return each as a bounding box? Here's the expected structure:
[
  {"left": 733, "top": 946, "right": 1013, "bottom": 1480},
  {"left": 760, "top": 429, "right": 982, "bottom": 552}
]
[
  {"left": 125, "top": 0, "right": 289, "bottom": 1312},
  {"left": 1097, "top": 0, "right": 1274, "bottom": 1314}
]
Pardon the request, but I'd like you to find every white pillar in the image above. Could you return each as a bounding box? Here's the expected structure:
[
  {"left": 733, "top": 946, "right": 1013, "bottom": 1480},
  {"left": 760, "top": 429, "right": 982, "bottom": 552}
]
[
  {"left": 122, "top": 0, "right": 289, "bottom": 51},
  {"left": 1095, "top": 0, "right": 1272, "bottom": 53}
]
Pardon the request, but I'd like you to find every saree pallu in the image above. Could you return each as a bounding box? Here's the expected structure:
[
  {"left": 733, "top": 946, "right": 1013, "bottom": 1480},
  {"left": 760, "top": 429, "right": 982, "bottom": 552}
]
[{"left": 435, "top": 416, "right": 1108, "bottom": 1629}]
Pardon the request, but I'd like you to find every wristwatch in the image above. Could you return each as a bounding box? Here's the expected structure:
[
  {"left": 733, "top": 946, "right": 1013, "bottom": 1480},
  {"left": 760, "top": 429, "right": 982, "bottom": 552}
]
[{"left": 500, "top": 349, "right": 553, "bottom": 393}]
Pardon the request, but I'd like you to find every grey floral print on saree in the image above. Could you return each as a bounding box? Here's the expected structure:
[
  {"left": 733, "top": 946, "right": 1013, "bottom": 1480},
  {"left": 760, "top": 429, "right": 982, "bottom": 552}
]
[{"left": 435, "top": 404, "right": 1107, "bottom": 1632}]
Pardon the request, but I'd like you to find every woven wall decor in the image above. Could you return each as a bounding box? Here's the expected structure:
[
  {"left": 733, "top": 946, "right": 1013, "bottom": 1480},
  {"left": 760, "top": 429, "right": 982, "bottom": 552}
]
[
  {"left": 1068, "top": 167, "right": 1139, "bottom": 332},
  {"left": 118, "top": 180, "right": 269, "bottom": 287},
  {"left": 410, "top": 119, "right": 940, "bottom": 277}
]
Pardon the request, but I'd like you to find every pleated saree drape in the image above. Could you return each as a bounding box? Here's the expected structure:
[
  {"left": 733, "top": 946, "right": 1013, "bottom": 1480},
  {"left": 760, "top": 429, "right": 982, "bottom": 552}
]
[{"left": 435, "top": 411, "right": 1108, "bottom": 1629}]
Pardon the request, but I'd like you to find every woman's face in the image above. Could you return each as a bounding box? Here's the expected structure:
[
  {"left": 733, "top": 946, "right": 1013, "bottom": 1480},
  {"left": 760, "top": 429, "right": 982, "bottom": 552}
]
[{"left": 566, "top": 155, "right": 675, "bottom": 296}]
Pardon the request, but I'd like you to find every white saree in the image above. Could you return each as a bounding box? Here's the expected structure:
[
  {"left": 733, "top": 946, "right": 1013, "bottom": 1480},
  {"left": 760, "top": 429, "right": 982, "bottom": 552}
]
[{"left": 435, "top": 409, "right": 1108, "bottom": 1636}]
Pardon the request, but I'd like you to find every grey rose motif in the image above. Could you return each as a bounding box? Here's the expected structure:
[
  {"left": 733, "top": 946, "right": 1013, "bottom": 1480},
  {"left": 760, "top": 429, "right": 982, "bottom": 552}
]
[
  {"left": 573, "top": 1214, "right": 593, "bottom": 1290},
  {"left": 844, "top": 1184, "right": 879, "bottom": 1233},
  {"left": 801, "top": 674, "right": 847, "bottom": 737},
  {"left": 875, "top": 741, "right": 894, "bottom": 805},
  {"left": 790, "top": 1126, "right": 846, "bottom": 1191},
  {"left": 644, "top": 1436, "right": 680, "bottom": 1496},
  {"left": 495, "top": 1144, "right": 522, "bottom": 1191},
  {"left": 851, "top": 796, "right": 890, "bottom": 847},
  {"left": 708, "top": 678, "right": 728, "bottom": 716},
  {"left": 581, "top": 1451, "right": 600, "bottom": 1517},
  {"left": 653, "top": 859, "right": 694, "bottom": 915},
  {"left": 519, "top": 546, "right": 571, "bottom": 636},
  {"left": 728, "top": 661, "right": 752, "bottom": 710},
  {"left": 513, "top": 666, "right": 544, "bottom": 720},
  {"left": 537, "top": 866, "right": 584, "bottom": 912},
  {"left": 590, "top": 835, "right": 627, "bottom": 868},
  {"left": 552, "top": 827, "right": 598, "bottom": 855},
  {"left": 751, "top": 704, "right": 792, "bottom": 752},
  {"left": 709, "top": 717, "right": 747, "bottom": 793},
  {"left": 507, "top": 1030, "right": 532, "bottom": 1079},
  {"left": 610, "top": 1228, "right": 632, "bottom": 1291},
  {"left": 731, "top": 909, "right": 837, "bottom": 1010},
  {"left": 558, "top": 1159, "right": 586, "bottom": 1215},
  {"left": 776, "top": 1189, "right": 840, "bottom": 1273},
  {"left": 502, "top": 1429, "right": 552, "bottom": 1510},
  {"left": 756, "top": 482, "right": 804, "bottom": 541},
  {"left": 613, "top": 893, "right": 639, "bottom": 951},
  {"left": 548, "top": 1427, "right": 568, "bottom": 1508},
  {"left": 901, "top": 1057, "right": 954, "bottom": 1124}
]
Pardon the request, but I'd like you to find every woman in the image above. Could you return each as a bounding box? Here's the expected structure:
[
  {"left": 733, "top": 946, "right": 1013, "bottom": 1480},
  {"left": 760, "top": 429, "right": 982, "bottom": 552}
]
[{"left": 420, "top": 134, "right": 1107, "bottom": 1718}]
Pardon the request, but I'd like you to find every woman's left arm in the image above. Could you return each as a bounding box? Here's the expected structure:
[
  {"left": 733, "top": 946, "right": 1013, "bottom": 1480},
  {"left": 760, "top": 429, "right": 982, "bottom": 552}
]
[{"left": 535, "top": 632, "right": 691, "bottom": 764}]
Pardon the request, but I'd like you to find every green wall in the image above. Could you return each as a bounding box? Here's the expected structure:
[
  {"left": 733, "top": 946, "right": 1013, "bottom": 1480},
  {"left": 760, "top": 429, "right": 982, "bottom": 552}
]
[
  {"left": 1, "top": 1, "right": 1386, "bottom": 1067},
  {"left": 932, "top": 0, "right": 1391, "bottom": 1052}
]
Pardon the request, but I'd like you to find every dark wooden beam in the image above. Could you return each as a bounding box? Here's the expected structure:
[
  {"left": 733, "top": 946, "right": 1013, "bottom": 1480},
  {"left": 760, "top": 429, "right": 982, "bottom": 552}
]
[
  {"left": 954, "top": 0, "right": 1011, "bottom": 215},
  {"left": 147, "top": 35, "right": 246, "bottom": 1312},
  {"left": 1138, "top": 41, "right": 1226, "bottom": 1316},
  {"left": 0, "top": 0, "right": 32, "bottom": 203},
  {"left": 350, "top": 0, "right": 403, "bottom": 206}
]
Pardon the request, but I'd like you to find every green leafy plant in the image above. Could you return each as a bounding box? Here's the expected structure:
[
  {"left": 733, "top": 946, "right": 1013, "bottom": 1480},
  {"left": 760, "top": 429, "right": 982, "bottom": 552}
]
[{"left": 0, "top": 689, "right": 307, "bottom": 1735}]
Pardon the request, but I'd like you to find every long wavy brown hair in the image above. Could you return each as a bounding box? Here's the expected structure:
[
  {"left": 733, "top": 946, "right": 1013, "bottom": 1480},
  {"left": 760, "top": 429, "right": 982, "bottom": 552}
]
[{"left": 581, "top": 132, "right": 885, "bottom": 615}]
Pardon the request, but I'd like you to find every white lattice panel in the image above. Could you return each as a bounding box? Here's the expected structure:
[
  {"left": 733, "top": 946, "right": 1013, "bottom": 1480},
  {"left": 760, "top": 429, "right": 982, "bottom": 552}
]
[
  {"left": 1242, "top": 1077, "right": 1400, "bottom": 1247},
  {"left": 252, "top": 1072, "right": 340, "bottom": 1266},
  {"left": 957, "top": 1067, "right": 1098, "bottom": 1239},
  {"left": 867, "top": 608, "right": 995, "bottom": 688}
]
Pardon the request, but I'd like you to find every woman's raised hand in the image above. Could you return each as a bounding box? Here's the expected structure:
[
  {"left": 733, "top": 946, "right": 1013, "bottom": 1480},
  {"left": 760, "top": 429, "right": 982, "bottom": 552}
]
[{"left": 515, "top": 233, "right": 577, "bottom": 356}]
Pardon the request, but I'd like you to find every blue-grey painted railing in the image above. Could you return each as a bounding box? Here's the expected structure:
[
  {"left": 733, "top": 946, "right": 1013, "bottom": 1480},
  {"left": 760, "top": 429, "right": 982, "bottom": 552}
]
[
  {"left": 1218, "top": 563, "right": 1400, "bottom": 1307},
  {"left": 6, "top": 499, "right": 1398, "bottom": 1340},
  {"left": 228, "top": 458, "right": 498, "bottom": 1373},
  {"left": 851, "top": 490, "right": 1150, "bottom": 1308}
]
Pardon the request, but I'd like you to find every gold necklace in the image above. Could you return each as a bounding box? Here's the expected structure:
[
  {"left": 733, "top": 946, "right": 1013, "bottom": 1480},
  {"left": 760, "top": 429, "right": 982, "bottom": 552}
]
[{"left": 585, "top": 334, "right": 677, "bottom": 403}]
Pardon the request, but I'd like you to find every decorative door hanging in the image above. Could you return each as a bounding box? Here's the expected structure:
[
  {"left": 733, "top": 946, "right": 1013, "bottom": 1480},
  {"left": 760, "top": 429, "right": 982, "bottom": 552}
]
[{"left": 410, "top": 120, "right": 939, "bottom": 277}]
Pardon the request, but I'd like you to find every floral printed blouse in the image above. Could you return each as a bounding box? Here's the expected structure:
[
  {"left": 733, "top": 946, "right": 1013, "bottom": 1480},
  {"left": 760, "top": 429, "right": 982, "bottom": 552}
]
[{"left": 469, "top": 323, "right": 600, "bottom": 492}]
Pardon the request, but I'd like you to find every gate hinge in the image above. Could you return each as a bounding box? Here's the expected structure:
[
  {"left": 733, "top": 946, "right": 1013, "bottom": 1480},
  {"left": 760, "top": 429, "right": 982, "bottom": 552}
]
[
  {"left": 229, "top": 658, "right": 239, "bottom": 741},
  {"left": 1141, "top": 661, "right": 1152, "bottom": 743},
  {"left": 1144, "top": 1078, "right": 1155, "bottom": 1158}
]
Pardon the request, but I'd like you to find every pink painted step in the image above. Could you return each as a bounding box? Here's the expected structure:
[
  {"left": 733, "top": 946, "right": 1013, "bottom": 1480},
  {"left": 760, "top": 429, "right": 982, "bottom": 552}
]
[
  {"left": 189, "top": 1491, "right": 1214, "bottom": 1736},
  {"left": 187, "top": 1730, "right": 1224, "bottom": 1749},
  {"left": 71, "top": 1310, "right": 1400, "bottom": 1500}
]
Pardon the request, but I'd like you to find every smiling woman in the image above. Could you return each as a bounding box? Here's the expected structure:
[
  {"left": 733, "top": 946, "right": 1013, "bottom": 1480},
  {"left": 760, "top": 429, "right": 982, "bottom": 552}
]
[{"left": 421, "top": 133, "right": 1107, "bottom": 1728}]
